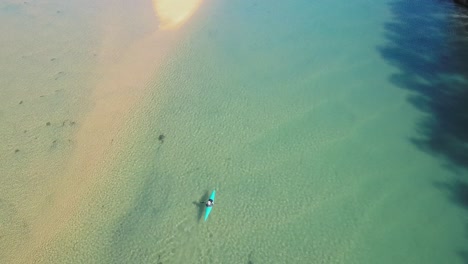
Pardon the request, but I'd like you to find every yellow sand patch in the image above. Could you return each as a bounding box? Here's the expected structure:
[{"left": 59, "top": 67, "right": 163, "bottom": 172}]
[
  {"left": 1, "top": 0, "right": 209, "bottom": 261},
  {"left": 152, "top": 0, "right": 203, "bottom": 30},
  {"left": 6, "top": 4, "right": 185, "bottom": 263}
]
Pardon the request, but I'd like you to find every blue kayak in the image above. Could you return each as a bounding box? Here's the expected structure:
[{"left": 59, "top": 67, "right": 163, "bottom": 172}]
[{"left": 204, "top": 190, "right": 216, "bottom": 221}]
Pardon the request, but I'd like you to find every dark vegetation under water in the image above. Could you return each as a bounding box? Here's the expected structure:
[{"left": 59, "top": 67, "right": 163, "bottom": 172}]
[
  {"left": 158, "top": 134, "right": 165, "bottom": 143},
  {"left": 380, "top": 0, "right": 468, "bottom": 262},
  {"left": 12, "top": 119, "right": 76, "bottom": 154},
  {"left": 455, "top": 0, "right": 468, "bottom": 8}
]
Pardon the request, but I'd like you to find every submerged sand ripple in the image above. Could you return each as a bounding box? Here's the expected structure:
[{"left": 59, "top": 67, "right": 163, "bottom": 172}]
[{"left": 5, "top": 1, "right": 190, "bottom": 262}]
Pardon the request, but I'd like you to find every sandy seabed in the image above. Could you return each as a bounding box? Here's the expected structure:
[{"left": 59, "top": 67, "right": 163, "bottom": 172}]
[{"left": 0, "top": 0, "right": 204, "bottom": 262}]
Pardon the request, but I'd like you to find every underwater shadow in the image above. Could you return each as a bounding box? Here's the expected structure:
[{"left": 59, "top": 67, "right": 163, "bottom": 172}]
[
  {"left": 193, "top": 190, "right": 209, "bottom": 222},
  {"left": 434, "top": 179, "right": 468, "bottom": 263},
  {"left": 379, "top": 0, "right": 468, "bottom": 168},
  {"left": 434, "top": 180, "right": 468, "bottom": 209},
  {"left": 379, "top": 0, "right": 468, "bottom": 262}
]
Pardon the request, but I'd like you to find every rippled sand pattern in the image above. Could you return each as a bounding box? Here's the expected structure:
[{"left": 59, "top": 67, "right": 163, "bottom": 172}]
[
  {"left": 1, "top": 0, "right": 468, "bottom": 263},
  {"left": 0, "top": 0, "right": 194, "bottom": 262}
]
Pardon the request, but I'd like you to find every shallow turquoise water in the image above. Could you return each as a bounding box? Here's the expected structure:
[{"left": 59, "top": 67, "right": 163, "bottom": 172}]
[
  {"left": 132, "top": 0, "right": 467, "bottom": 263},
  {"left": 89, "top": 0, "right": 468, "bottom": 263},
  {"left": 1, "top": 0, "right": 468, "bottom": 263}
]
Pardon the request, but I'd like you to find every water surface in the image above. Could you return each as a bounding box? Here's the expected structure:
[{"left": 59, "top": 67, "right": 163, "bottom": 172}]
[{"left": 1, "top": 0, "right": 468, "bottom": 263}]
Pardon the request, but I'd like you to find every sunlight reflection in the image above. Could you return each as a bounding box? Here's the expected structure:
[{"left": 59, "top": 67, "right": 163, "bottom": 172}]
[{"left": 152, "top": 0, "right": 203, "bottom": 30}]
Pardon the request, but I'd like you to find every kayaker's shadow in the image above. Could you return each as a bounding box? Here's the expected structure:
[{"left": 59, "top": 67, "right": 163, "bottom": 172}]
[{"left": 193, "top": 190, "right": 209, "bottom": 222}]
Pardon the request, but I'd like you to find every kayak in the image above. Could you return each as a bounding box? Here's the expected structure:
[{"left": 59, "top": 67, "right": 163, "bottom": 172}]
[{"left": 204, "top": 190, "right": 216, "bottom": 221}]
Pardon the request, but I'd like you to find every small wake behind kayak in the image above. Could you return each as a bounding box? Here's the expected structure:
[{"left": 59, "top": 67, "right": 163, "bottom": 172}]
[{"left": 204, "top": 190, "right": 216, "bottom": 221}]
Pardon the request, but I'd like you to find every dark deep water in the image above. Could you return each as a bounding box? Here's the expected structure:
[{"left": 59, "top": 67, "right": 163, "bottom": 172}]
[{"left": 380, "top": 0, "right": 468, "bottom": 262}]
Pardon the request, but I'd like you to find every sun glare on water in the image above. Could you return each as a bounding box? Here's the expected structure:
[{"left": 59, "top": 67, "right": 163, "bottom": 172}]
[{"left": 152, "top": 0, "right": 203, "bottom": 30}]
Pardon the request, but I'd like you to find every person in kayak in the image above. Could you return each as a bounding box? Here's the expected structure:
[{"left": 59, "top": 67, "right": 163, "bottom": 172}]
[{"left": 206, "top": 199, "right": 214, "bottom": 207}]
